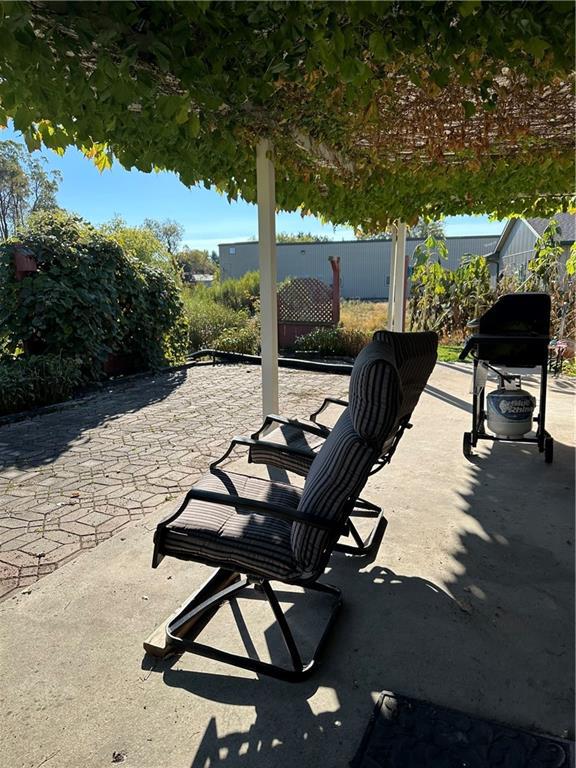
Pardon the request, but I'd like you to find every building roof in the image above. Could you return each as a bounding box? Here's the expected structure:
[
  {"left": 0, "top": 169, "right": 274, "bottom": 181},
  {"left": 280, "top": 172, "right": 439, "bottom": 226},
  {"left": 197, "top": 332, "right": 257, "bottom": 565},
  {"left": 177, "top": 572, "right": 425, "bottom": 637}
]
[{"left": 526, "top": 213, "right": 575, "bottom": 242}]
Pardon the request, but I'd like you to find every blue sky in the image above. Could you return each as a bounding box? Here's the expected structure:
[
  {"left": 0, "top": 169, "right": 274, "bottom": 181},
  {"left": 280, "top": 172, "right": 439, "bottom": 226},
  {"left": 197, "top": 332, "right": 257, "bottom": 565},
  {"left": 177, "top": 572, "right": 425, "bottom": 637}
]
[{"left": 3, "top": 124, "right": 504, "bottom": 253}]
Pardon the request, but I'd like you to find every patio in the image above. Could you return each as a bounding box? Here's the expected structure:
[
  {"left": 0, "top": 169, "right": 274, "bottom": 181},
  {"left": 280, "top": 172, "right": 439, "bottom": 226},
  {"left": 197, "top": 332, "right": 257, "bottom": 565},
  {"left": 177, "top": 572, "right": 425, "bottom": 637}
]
[{"left": 0, "top": 361, "right": 573, "bottom": 768}]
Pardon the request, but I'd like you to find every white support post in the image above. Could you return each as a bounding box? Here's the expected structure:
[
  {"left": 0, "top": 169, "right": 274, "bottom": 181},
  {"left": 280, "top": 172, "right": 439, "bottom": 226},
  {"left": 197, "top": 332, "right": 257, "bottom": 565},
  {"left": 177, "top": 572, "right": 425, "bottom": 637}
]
[
  {"left": 387, "top": 224, "right": 398, "bottom": 331},
  {"left": 256, "top": 139, "right": 279, "bottom": 418},
  {"left": 391, "top": 222, "right": 407, "bottom": 332}
]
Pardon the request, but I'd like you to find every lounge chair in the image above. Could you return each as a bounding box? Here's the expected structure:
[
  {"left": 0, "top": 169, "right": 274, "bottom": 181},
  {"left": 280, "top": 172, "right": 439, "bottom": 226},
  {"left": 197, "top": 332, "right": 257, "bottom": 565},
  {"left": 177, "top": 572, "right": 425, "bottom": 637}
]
[
  {"left": 226, "top": 330, "right": 438, "bottom": 555},
  {"left": 147, "top": 338, "right": 421, "bottom": 681}
]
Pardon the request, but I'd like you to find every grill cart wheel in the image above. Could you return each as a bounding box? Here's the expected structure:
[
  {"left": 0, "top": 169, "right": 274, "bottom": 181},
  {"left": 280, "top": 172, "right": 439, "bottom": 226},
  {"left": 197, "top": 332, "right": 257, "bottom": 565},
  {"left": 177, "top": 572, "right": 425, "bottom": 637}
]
[
  {"left": 463, "top": 432, "right": 473, "bottom": 459},
  {"left": 544, "top": 436, "right": 554, "bottom": 464}
]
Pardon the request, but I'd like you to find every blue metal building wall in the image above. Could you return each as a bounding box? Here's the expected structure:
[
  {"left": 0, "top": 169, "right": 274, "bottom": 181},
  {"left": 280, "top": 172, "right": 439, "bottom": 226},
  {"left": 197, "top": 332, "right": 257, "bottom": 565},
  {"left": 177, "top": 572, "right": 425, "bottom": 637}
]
[
  {"left": 219, "top": 236, "right": 499, "bottom": 299},
  {"left": 499, "top": 220, "right": 538, "bottom": 278}
]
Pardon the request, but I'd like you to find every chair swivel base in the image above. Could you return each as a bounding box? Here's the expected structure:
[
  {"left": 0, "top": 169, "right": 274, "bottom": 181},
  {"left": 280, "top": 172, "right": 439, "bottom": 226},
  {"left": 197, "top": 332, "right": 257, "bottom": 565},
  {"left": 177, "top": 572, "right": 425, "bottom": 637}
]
[{"left": 144, "top": 567, "right": 342, "bottom": 682}]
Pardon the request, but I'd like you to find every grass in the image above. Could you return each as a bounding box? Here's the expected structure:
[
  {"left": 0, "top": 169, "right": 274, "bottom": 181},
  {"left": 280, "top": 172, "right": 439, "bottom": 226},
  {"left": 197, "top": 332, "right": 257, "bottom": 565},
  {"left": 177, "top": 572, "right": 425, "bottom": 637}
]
[
  {"left": 340, "top": 300, "right": 388, "bottom": 334},
  {"left": 341, "top": 300, "right": 466, "bottom": 362},
  {"left": 437, "top": 344, "right": 464, "bottom": 363}
]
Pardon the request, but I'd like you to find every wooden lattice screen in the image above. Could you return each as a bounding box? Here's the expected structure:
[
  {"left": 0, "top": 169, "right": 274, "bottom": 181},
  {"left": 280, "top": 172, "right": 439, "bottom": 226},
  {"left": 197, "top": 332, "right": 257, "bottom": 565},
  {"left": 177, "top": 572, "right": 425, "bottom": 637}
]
[
  {"left": 277, "top": 258, "right": 340, "bottom": 348},
  {"left": 278, "top": 278, "right": 334, "bottom": 324}
]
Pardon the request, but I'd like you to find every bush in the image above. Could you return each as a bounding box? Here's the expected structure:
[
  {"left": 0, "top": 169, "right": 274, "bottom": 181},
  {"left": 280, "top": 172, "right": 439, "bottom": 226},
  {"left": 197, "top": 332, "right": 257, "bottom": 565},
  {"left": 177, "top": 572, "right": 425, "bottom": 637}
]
[
  {"left": 184, "top": 291, "right": 251, "bottom": 351},
  {"left": 0, "top": 355, "right": 83, "bottom": 416},
  {"left": 214, "top": 323, "right": 260, "bottom": 354},
  {"left": 294, "top": 326, "right": 370, "bottom": 357},
  {"left": 210, "top": 271, "right": 260, "bottom": 314},
  {"left": 115, "top": 257, "right": 188, "bottom": 369},
  {"left": 0, "top": 211, "right": 188, "bottom": 379}
]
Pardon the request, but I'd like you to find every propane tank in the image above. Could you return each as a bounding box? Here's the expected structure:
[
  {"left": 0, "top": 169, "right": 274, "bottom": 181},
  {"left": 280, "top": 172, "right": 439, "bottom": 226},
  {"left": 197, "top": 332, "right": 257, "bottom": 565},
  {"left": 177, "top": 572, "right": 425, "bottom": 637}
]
[{"left": 487, "top": 388, "right": 536, "bottom": 438}]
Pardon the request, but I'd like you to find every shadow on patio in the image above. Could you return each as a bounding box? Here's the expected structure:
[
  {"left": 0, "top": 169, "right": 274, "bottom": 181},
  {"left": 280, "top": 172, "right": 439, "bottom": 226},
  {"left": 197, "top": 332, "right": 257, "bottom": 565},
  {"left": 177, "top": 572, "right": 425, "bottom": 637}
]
[
  {"left": 157, "top": 437, "right": 574, "bottom": 767},
  {"left": 0, "top": 368, "right": 187, "bottom": 470}
]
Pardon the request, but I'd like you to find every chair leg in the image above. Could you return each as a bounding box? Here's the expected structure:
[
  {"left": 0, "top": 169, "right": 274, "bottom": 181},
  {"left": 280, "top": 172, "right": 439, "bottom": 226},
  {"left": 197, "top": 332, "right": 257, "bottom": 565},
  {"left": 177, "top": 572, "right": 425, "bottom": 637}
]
[
  {"left": 147, "top": 568, "right": 342, "bottom": 682},
  {"left": 334, "top": 511, "right": 387, "bottom": 556}
]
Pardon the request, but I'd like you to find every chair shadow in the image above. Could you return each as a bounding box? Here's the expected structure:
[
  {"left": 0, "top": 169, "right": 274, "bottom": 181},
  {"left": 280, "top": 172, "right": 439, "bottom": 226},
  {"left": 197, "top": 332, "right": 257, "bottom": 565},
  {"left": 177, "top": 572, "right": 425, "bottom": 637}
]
[
  {"left": 0, "top": 368, "right": 187, "bottom": 470},
  {"left": 150, "top": 432, "right": 574, "bottom": 767}
]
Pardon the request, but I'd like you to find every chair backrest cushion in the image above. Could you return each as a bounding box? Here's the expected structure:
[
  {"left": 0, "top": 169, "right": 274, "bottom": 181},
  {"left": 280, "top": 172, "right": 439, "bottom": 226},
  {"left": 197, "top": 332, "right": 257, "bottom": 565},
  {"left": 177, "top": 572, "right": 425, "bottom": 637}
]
[
  {"left": 291, "top": 342, "right": 401, "bottom": 574},
  {"left": 372, "top": 330, "right": 438, "bottom": 424}
]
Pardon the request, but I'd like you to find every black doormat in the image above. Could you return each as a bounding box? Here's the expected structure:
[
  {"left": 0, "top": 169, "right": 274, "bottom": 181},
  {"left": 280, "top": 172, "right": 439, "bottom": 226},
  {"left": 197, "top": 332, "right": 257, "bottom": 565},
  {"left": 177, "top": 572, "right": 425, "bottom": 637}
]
[{"left": 351, "top": 692, "right": 574, "bottom": 768}]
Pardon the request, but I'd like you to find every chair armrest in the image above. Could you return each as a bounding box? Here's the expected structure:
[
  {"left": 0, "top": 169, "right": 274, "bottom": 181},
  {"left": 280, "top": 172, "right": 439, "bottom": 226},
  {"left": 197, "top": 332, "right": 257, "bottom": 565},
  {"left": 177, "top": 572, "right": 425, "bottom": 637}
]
[
  {"left": 158, "top": 485, "right": 332, "bottom": 531},
  {"left": 251, "top": 414, "right": 329, "bottom": 440},
  {"left": 210, "top": 435, "right": 317, "bottom": 470},
  {"left": 309, "top": 397, "right": 348, "bottom": 424}
]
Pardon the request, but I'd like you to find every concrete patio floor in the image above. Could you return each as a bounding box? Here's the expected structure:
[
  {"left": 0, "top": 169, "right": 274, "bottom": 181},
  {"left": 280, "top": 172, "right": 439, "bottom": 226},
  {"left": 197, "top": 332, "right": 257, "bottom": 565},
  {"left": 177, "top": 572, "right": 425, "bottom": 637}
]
[{"left": 0, "top": 362, "right": 574, "bottom": 768}]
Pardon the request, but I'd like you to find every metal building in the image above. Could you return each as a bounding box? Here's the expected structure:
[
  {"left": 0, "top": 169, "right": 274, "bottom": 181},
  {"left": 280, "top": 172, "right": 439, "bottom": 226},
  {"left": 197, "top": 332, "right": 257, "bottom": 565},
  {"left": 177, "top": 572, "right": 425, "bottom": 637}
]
[
  {"left": 219, "top": 235, "right": 500, "bottom": 299},
  {"left": 495, "top": 214, "right": 575, "bottom": 279}
]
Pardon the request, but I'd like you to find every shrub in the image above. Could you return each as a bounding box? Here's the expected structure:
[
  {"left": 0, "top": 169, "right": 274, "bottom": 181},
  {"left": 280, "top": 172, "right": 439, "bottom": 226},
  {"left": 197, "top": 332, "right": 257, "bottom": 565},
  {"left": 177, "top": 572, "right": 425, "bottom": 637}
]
[
  {"left": 115, "top": 257, "right": 188, "bottom": 369},
  {"left": 184, "top": 292, "right": 251, "bottom": 351},
  {"left": 210, "top": 271, "right": 260, "bottom": 314},
  {"left": 213, "top": 323, "right": 260, "bottom": 354},
  {"left": 294, "top": 326, "right": 370, "bottom": 357},
  {"left": 0, "top": 211, "right": 188, "bottom": 379},
  {"left": 0, "top": 354, "right": 83, "bottom": 416}
]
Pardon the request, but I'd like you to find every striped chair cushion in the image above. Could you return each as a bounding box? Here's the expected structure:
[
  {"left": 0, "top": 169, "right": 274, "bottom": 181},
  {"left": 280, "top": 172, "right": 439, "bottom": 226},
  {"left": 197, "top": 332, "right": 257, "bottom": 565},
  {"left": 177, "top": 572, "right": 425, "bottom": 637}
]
[
  {"left": 248, "top": 422, "right": 321, "bottom": 476},
  {"left": 162, "top": 470, "right": 302, "bottom": 580},
  {"left": 372, "top": 330, "right": 438, "bottom": 424},
  {"left": 292, "top": 345, "right": 401, "bottom": 574},
  {"left": 348, "top": 341, "right": 402, "bottom": 445}
]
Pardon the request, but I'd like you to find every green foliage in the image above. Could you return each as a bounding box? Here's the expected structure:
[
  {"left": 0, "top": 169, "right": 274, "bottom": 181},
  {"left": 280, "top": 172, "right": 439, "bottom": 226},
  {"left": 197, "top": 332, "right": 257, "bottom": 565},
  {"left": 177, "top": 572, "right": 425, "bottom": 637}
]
[
  {"left": 411, "top": 234, "right": 449, "bottom": 267},
  {"left": 294, "top": 326, "right": 370, "bottom": 357},
  {"left": 408, "top": 219, "right": 446, "bottom": 240},
  {"left": 0, "top": 3, "right": 572, "bottom": 228},
  {"left": 276, "top": 232, "right": 332, "bottom": 243},
  {"left": 436, "top": 345, "right": 464, "bottom": 363},
  {"left": 183, "top": 270, "right": 261, "bottom": 352},
  {"left": 409, "top": 253, "right": 493, "bottom": 339},
  {"left": 177, "top": 247, "right": 216, "bottom": 278},
  {"left": 143, "top": 218, "right": 184, "bottom": 254},
  {"left": 214, "top": 323, "right": 260, "bottom": 355},
  {"left": 115, "top": 257, "right": 188, "bottom": 369},
  {"left": 0, "top": 211, "right": 187, "bottom": 378},
  {"left": 0, "top": 354, "right": 83, "bottom": 416},
  {"left": 566, "top": 243, "right": 576, "bottom": 277},
  {"left": 210, "top": 271, "right": 260, "bottom": 314},
  {"left": 183, "top": 288, "right": 250, "bottom": 351},
  {"left": 0, "top": 140, "right": 61, "bottom": 240},
  {"left": 100, "top": 215, "right": 176, "bottom": 274},
  {"left": 526, "top": 219, "right": 564, "bottom": 291},
  {"left": 562, "top": 357, "right": 576, "bottom": 378}
]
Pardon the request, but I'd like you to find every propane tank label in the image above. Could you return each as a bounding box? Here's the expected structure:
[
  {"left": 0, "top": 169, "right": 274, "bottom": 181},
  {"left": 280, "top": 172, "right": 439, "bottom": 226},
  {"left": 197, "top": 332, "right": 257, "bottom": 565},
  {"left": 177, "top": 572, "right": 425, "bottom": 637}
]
[{"left": 491, "top": 397, "right": 534, "bottom": 420}]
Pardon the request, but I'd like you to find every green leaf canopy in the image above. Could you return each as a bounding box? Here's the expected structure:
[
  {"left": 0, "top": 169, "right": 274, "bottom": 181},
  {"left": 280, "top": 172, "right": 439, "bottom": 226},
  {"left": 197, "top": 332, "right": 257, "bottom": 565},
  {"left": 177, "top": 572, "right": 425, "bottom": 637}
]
[{"left": 0, "top": 1, "right": 573, "bottom": 230}]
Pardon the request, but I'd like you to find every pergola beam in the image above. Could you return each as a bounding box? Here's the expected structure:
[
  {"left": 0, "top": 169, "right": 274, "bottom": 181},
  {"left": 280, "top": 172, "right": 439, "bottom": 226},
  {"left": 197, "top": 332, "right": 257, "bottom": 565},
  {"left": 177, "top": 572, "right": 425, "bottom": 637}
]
[{"left": 256, "top": 139, "right": 279, "bottom": 418}]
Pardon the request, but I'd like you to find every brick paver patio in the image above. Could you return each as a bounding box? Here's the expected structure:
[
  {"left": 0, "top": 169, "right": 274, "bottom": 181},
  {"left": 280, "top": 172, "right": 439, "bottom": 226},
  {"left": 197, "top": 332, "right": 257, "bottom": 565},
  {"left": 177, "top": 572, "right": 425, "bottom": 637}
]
[{"left": 0, "top": 363, "right": 347, "bottom": 600}]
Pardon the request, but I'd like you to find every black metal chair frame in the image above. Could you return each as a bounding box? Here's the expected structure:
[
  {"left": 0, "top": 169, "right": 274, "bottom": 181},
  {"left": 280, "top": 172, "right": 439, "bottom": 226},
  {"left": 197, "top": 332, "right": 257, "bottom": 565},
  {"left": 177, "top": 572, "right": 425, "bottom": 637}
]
[
  {"left": 150, "top": 482, "right": 363, "bottom": 681},
  {"left": 459, "top": 333, "right": 553, "bottom": 463},
  {"left": 236, "top": 400, "right": 413, "bottom": 556}
]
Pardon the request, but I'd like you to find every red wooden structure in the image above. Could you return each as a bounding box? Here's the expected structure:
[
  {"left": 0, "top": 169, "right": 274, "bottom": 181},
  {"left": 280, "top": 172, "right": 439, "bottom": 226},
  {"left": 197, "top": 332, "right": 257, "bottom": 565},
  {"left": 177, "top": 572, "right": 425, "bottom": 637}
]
[{"left": 277, "top": 257, "right": 340, "bottom": 348}]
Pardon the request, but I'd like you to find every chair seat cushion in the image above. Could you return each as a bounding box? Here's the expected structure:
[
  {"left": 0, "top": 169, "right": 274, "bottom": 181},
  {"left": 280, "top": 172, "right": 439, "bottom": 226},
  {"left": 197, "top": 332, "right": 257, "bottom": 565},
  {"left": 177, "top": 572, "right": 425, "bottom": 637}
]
[
  {"left": 248, "top": 421, "right": 323, "bottom": 475},
  {"left": 161, "top": 470, "right": 302, "bottom": 580}
]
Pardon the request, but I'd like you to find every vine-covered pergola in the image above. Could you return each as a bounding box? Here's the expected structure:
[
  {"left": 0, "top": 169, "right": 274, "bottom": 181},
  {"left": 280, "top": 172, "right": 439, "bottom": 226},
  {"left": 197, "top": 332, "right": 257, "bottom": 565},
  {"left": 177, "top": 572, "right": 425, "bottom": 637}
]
[{"left": 0, "top": 1, "right": 574, "bottom": 413}]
